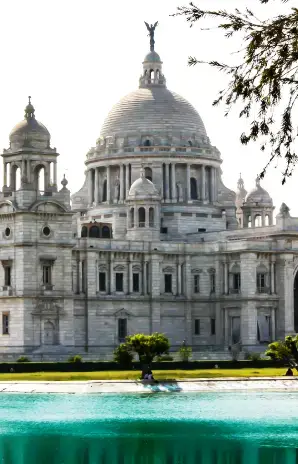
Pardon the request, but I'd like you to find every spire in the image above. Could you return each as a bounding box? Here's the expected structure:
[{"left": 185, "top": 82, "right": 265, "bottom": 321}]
[
  {"left": 139, "top": 21, "right": 166, "bottom": 89},
  {"left": 237, "top": 173, "right": 244, "bottom": 190},
  {"left": 144, "top": 21, "right": 158, "bottom": 52},
  {"left": 256, "top": 176, "right": 261, "bottom": 187},
  {"left": 24, "top": 96, "right": 35, "bottom": 120}
]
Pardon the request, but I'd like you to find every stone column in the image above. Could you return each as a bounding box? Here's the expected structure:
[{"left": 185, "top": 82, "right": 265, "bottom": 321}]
[
  {"left": 210, "top": 167, "right": 215, "bottom": 202},
  {"left": 125, "top": 164, "right": 130, "bottom": 198},
  {"left": 106, "top": 165, "right": 111, "bottom": 203},
  {"left": 201, "top": 165, "right": 206, "bottom": 201},
  {"left": 224, "top": 262, "right": 229, "bottom": 294},
  {"left": 271, "top": 307, "right": 276, "bottom": 340},
  {"left": 120, "top": 164, "right": 124, "bottom": 202},
  {"left": 143, "top": 260, "right": 147, "bottom": 295},
  {"left": 213, "top": 168, "right": 218, "bottom": 202},
  {"left": 171, "top": 163, "right": 176, "bottom": 202},
  {"left": 21, "top": 159, "right": 25, "bottom": 182},
  {"left": 54, "top": 161, "right": 57, "bottom": 186},
  {"left": 94, "top": 168, "right": 99, "bottom": 205},
  {"left": 128, "top": 257, "right": 133, "bottom": 294},
  {"left": 145, "top": 207, "right": 149, "bottom": 228},
  {"left": 271, "top": 259, "right": 275, "bottom": 294},
  {"left": 87, "top": 170, "right": 93, "bottom": 205},
  {"left": 165, "top": 164, "right": 170, "bottom": 201},
  {"left": 110, "top": 253, "right": 115, "bottom": 293},
  {"left": 3, "top": 163, "right": 7, "bottom": 186},
  {"left": 134, "top": 207, "right": 138, "bottom": 228},
  {"left": 186, "top": 164, "right": 191, "bottom": 201},
  {"left": 27, "top": 160, "right": 31, "bottom": 183}
]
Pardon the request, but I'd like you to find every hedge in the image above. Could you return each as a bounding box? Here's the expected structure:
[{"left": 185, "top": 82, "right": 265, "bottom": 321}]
[{"left": 0, "top": 360, "right": 285, "bottom": 373}]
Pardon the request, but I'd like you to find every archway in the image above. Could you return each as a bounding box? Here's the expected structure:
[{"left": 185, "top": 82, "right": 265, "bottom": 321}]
[
  {"left": 254, "top": 214, "right": 262, "bottom": 227},
  {"left": 101, "top": 225, "right": 111, "bottom": 238},
  {"left": 145, "top": 167, "right": 152, "bottom": 182},
  {"left": 138, "top": 207, "right": 145, "bottom": 227},
  {"left": 102, "top": 179, "right": 107, "bottom": 202},
  {"left": 34, "top": 165, "right": 45, "bottom": 193},
  {"left": 190, "top": 177, "right": 198, "bottom": 200},
  {"left": 294, "top": 272, "right": 298, "bottom": 332},
  {"left": 89, "top": 225, "right": 100, "bottom": 238},
  {"left": 44, "top": 321, "right": 55, "bottom": 345}
]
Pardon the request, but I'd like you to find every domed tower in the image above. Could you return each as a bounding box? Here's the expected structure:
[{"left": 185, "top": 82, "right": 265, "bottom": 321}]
[
  {"left": 2, "top": 97, "right": 59, "bottom": 207},
  {"left": 242, "top": 177, "right": 274, "bottom": 228},
  {"left": 126, "top": 167, "right": 161, "bottom": 241},
  {"left": 235, "top": 173, "right": 247, "bottom": 227},
  {"left": 73, "top": 21, "right": 238, "bottom": 238}
]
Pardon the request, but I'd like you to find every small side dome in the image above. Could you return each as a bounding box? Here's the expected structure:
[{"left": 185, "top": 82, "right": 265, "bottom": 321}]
[
  {"left": 245, "top": 177, "right": 272, "bottom": 205},
  {"left": 143, "top": 51, "right": 161, "bottom": 63},
  {"left": 9, "top": 97, "right": 51, "bottom": 151},
  {"left": 128, "top": 168, "right": 160, "bottom": 198}
]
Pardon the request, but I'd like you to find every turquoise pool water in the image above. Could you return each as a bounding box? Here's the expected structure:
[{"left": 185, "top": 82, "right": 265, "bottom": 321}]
[{"left": 0, "top": 392, "right": 297, "bottom": 463}]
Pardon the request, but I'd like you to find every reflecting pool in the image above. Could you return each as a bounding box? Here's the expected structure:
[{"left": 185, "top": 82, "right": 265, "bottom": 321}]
[{"left": 0, "top": 392, "right": 297, "bottom": 463}]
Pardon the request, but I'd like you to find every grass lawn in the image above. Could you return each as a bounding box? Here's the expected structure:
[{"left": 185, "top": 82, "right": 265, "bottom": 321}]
[{"left": 0, "top": 367, "right": 293, "bottom": 381}]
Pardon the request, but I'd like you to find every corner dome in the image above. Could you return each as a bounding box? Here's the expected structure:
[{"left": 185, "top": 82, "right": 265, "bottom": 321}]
[
  {"left": 143, "top": 51, "right": 161, "bottom": 63},
  {"left": 128, "top": 170, "right": 160, "bottom": 198},
  {"left": 100, "top": 87, "right": 207, "bottom": 139},
  {"left": 9, "top": 98, "right": 51, "bottom": 151},
  {"left": 245, "top": 178, "right": 272, "bottom": 205}
]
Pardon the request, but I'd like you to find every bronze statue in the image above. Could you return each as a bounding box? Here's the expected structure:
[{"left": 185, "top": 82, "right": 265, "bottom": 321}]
[{"left": 144, "top": 21, "right": 158, "bottom": 52}]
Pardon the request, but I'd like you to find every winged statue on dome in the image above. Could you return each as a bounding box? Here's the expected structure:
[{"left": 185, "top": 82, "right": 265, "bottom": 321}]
[{"left": 144, "top": 21, "right": 159, "bottom": 51}]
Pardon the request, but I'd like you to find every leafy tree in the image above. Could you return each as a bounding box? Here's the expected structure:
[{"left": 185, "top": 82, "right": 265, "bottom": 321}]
[
  {"left": 125, "top": 333, "right": 170, "bottom": 364},
  {"left": 113, "top": 343, "right": 134, "bottom": 367},
  {"left": 265, "top": 335, "right": 298, "bottom": 369},
  {"left": 174, "top": 0, "right": 298, "bottom": 183}
]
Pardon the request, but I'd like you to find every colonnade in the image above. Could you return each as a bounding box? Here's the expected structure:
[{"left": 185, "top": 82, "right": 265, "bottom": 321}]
[
  {"left": 88, "top": 162, "right": 218, "bottom": 206},
  {"left": 2, "top": 160, "right": 57, "bottom": 190}
]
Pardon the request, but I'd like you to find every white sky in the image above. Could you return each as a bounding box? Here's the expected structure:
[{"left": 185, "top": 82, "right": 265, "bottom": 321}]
[{"left": 0, "top": 0, "right": 296, "bottom": 213}]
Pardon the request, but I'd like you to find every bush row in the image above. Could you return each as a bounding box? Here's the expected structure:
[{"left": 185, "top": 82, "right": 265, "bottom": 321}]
[{"left": 0, "top": 359, "right": 285, "bottom": 373}]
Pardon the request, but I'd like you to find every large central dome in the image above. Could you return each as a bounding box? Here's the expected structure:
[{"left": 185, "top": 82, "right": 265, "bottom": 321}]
[{"left": 100, "top": 87, "right": 207, "bottom": 139}]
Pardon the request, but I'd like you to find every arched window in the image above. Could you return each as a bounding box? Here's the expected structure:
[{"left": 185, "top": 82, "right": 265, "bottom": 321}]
[
  {"left": 265, "top": 214, "right": 270, "bottom": 226},
  {"left": 130, "top": 208, "right": 134, "bottom": 228},
  {"left": 248, "top": 215, "right": 252, "bottom": 228},
  {"left": 150, "top": 69, "right": 154, "bottom": 80},
  {"left": 101, "top": 225, "right": 111, "bottom": 238},
  {"left": 12, "top": 166, "right": 21, "bottom": 191},
  {"left": 144, "top": 139, "right": 151, "bottom": 147},
  {"left": 138, "top": 207, "right": 146, "bottom": 227},
  {"left": 149, "top": 207, "right": 154, "bottom": 227},
  {"left": 81, "top": 226, "right": 88, "bottom": 238},
  {"left": 190, "top": 177, "right": 198, "bottom": 200},
  {"left": 145, "top": 167, "right": 152, "bottom": 182},
  {"left": 255, "top": 214, "right": 262, "bottom": 227},
  {"left": 102, "top": 179, "right": 107, "bottom": 202},
  {"left": 89, "top": 225, "right": 100, "bottom": 238},
  {"left": 50, "top": 162, "right": 54, "bottom": 185}
]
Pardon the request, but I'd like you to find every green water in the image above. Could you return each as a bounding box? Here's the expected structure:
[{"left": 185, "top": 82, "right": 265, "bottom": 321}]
[{"left": 0, "top": 392, "right": 297, "bottom": 463}]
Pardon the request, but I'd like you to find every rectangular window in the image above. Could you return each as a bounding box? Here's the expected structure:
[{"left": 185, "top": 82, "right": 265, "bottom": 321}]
[
  {"left": 116, "top": 273, "right": 124, "bottom": 292},
  {"left": 118, "top": 318, "right": 127, "bottom": 340},
  {"left": 233, "top": 273, "right": 241, "bottom": 291},
  {"left": 99, "top": 272, "right": 106, "bottom": 292},
  {"left": 257, "top": 273, "right": 266, "bottom": 293},
  {"left": 42, "top": 265, "right": 52, "bottom": 285},
  {"left": 194, "top": 319, "right": 200, "bottom": 335},
  {"left": 194, "top": 275, "right": 200, "bottom": 293},
  {"left": 211, "top": 318, "right": 216, "bottom": 335},
  {"left": 2, "top": 313, "right": 9, "bottom": 335},
  {"left": 4, "top": 266, "right": 11, "bottom": 287},
  {"left": 164, "top": 274, "right": 172, "bottom": 293},
  {"left": 133, "top": 273, "right": 139, "bottom": 292},
  {"left": 210, "top": 274, "right": 216, "bottom": 293}
]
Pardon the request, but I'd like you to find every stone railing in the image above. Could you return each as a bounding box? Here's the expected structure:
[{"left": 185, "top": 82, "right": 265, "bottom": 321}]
[{"left": 86, "top": 146, "right": 216, "bottom": 160}]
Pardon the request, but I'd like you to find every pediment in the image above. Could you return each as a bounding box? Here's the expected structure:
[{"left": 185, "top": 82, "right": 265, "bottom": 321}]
[
  {"left": 114, "top": 265, "right": 125, "bottom": 271},
  {"left": 98, "top": 264, "right": 107, "bottom": 271},
  {"left": 191, "top": 268, "right": 202, "bottom": 274},
  {"left": 113, "top": 308, "right": 133, "bottom": 318},
  {"left": 132, "top": 265, "right": 141, "bottom": 272},
  {"left": 163, "top": 266, "right": 174, "bottom": 273},
  {"left": 0, "top": 202, "right": 14, "bottom": 213},
  {"left": 35, "top": 202, "right": 65, "bottom": 213}
]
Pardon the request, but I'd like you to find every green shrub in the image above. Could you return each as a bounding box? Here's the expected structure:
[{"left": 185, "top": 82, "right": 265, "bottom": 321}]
[
  {"left": 68, "top": 355, "right": 83, "bottom": 363},
  {"left": 113, "top": 344, "right": 133, "bottom": 367},
  {"left": 178, "top": 345, "right": 192, "bottom": 362},
  {"left": 156, "top": 354, "right": 174, "bottom": 362},
  {"left": 248, "top": 352, "right": 261, "bottom": 362},
  {"left": 16, "top": 356, "right": 31, "bottom": 363}
]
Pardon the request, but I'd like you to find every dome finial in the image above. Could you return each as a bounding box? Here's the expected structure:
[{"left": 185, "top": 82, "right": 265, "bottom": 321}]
[
  {"left": 144, "top": 21, "right": 158, "bottom": 52},
  {"left": 61, "top": 173, "right": 68, "bottom": 189},
  {"left": 24, "top": 96, "right": 35, "bottom": 120},
  {"left": 256, "top": 176, "right": 261, "bottom": 187}
]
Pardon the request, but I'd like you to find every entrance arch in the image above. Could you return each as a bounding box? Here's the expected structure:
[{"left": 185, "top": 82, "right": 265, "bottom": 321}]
[
  {"left": 44, "top": 320, "right": 56, "bottom": 345},
  {"left": 294, "top": 272, "right": 298, "bottom": 332}
]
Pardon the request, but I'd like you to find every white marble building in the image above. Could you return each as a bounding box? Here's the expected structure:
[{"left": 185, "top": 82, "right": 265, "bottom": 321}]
[{"left": 0, "top": 34, "right": 298, "bottom": 360}]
